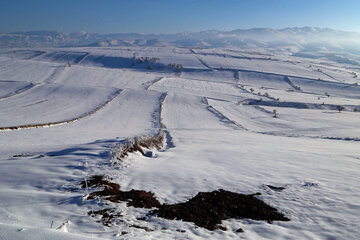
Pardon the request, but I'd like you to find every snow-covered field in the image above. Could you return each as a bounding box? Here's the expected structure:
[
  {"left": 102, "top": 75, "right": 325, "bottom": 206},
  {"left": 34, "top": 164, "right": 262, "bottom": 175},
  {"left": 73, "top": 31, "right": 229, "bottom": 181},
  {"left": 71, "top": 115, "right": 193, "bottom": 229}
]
[{"left": 0, "top": 46, "right": 359, "bottom": 240}]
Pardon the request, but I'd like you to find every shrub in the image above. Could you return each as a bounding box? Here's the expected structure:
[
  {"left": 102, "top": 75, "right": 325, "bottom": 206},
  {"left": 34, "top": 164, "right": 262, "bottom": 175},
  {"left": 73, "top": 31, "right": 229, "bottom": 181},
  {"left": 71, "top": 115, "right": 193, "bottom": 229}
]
[
  {"left": 336, "top": 105, "right": 345, "bottom": 113},
  {"left": 110, "top": 131, "right": 165, "bottom": 163},
  {"left": 272, "top": 109, "right": 277, "bottom": 118}
]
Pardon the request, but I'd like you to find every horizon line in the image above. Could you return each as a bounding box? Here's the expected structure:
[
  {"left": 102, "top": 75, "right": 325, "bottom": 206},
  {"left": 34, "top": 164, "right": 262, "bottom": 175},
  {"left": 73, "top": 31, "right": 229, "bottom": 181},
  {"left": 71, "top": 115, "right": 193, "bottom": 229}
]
[{"left": 2, "top": 26, "right": 359, "bottom": 35}]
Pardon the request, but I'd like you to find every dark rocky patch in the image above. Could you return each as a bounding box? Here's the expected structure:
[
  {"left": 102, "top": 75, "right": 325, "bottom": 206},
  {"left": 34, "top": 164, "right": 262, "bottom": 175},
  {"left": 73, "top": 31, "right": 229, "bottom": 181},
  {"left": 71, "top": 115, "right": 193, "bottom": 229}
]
[
  {"left": 12, "top": 154, "right": 34, "bottom": 158},
  {"left": 129, "top": 225, "right": 154, "bottom": 232},
  {"left": 236, "top": 228, "right": 245, "bottom": 233},
  {"left": 81, "top": 176, "right": 289, "bottom": 231},
  {"left": 151, "top": 189, "right": 290, "bottom": 231},
  {"left": 136, "top": 217, "right": 148, "bottom": 221},
  {"left": 215, "top": 225, "right": 227, "bottom": 231},
  {"left": 106, "top": 189, "right": 161, "bottom": 208},
  {"left": 80, "top": 175, "right": 160, "bottom": 208},
  {"left": 81, "top": 175, "right": 120, "bottom": 192},
  {"left": 266, "top": 185, "right": 286, "bottom": 191},
  {"left": 88, "top": 208, "right": 123, "bottom": 226}
]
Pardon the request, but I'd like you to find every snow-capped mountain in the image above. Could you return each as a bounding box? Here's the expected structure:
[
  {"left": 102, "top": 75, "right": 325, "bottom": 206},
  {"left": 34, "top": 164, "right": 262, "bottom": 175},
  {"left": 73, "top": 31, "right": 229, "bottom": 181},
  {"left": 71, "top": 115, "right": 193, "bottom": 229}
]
[{"left": 1, "top": 27, "right": 359, "bottom": 51}]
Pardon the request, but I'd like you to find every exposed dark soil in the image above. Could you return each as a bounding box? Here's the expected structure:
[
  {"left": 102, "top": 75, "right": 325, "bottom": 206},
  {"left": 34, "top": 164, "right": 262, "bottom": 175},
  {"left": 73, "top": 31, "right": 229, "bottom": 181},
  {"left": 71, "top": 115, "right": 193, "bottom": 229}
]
[
  {"left": 88, "top": 208, "right": 123, "bottom": 226},
  {"left": 151, "top": 189, "right": 290, "bottom": 230},
  {"left": 129, "top": 224, "right": 154, "bottom": 232},
  {"left": 12, "top": 154, "right": 34, "bottom": 158},
  {"left": 81, "top": 175, "right": 120, "bottom": 192},
  {"left": 266, "top": 185, "right": 286, "bottom": 191},
  {"left": 81, "top": 175, "right": 160, "bottom": 208},
  {"left": 106, "top": 189, "right": 160, "bottom": 208},
  {"left": 82, "top": 176, "right": 289, "bottom": 231},
  {"left": 236, "top": 228, "right": 245, "bottom": 233}
]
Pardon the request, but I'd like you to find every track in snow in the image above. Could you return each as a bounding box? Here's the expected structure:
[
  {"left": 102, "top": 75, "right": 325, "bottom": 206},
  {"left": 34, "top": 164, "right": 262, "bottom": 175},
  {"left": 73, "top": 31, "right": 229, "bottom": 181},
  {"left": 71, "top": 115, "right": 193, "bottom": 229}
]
[{"left": 142, "top": 76, "right": 167, "bottom": 90}]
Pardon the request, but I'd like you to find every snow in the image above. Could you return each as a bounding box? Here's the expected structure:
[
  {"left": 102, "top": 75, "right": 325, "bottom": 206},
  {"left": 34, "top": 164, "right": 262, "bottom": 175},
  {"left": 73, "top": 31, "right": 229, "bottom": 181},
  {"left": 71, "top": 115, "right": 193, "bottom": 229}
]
[
  {"left": 0, "top": 45, "right": 359, "bottom": 240},
  {"left": 0, "top": 83, "right": 119, "bottom": 127},
  {"left": 0, "top": 80, "right": 35, "bottom": 99},
  {"left": 0, "top": 223, "right": 105, "bottom": 240},
  {"left": 207, "top": 99, "right": 360, "bottom": 138}
]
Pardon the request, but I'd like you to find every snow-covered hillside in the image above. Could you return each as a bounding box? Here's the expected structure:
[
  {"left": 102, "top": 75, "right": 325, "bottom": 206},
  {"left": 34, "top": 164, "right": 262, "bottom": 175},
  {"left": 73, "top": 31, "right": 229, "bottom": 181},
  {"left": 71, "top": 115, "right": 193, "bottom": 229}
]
[{"left": 0, "top": 45, "right": 359, "bottom": 240}]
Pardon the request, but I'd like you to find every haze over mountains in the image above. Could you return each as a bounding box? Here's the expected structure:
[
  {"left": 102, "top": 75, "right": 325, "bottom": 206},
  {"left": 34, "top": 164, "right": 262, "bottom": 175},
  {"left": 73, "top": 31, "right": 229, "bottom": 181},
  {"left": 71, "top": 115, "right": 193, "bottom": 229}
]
[{"left": 1, "top": 27, "right": 359, "bottom": 52}]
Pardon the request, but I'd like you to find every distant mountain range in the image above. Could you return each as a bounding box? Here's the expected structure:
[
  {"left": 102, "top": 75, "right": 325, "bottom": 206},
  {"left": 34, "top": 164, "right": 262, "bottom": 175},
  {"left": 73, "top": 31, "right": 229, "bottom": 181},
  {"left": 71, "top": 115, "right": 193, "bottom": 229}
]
[{"left": 1, "top": 27, "right": 360, "bottom": 55}]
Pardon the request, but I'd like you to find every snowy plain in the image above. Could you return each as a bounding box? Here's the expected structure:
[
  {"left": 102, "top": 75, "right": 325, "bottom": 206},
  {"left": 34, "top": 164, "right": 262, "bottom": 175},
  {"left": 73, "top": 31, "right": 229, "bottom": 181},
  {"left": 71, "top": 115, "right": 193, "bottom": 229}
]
[{"left": 0, "top": 45, "right": 359, "bottom": 240}]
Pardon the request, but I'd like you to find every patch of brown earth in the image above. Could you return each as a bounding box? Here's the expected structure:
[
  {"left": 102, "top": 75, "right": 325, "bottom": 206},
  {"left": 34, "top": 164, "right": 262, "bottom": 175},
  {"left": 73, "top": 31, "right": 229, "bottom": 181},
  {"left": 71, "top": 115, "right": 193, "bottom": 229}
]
[
  {"left": 88, "top": 208, "right": 123, "bottom": 227},
  {"left": 82, "top": 176, "right": 289, "bottom": 231},
  {"left": 81, "top": 175, "right": 160, "bottom": 208},
  {"left": 266, "top": 185, "right": 286, "bottom": 191},
  {"left": 151, "top": 189, "right": 290, "bottom": 230}
]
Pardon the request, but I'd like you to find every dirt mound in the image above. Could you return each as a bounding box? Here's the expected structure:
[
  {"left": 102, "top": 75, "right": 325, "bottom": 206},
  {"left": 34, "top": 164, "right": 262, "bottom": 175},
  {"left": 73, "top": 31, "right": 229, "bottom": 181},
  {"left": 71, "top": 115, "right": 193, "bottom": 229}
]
[
  {"left": 266, "top": 185, "right": 285, "bottom": 191},
  {"left": 152, "top": 189, "right": 289, "bottom": 230},
  {"left": 81, "top": 175, "right": 160, "bottom": 208},
  {"left": 81, "top": 175, "right": 120, "bottom": 193},
  {"left": 106, "top": 189, "right": 160, "bottom": 208},
  {"left": 88, "top": 208, "right": 123, "bottom": 226},
  {"left": 81, "top": 176, "right": 289, "bottom": 231}
]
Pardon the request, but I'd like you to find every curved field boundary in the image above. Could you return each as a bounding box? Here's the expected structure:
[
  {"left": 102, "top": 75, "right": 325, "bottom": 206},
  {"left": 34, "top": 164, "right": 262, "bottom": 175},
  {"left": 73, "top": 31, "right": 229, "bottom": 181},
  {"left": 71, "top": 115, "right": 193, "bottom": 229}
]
[
  {"left": 203, "top": 97, "right": 248, "bottom": 131},
  {"left": 244, "top": 99, "right": 360, "bottom": 113},
  {"left": 0, "top": 82, "right": 39, "bottom": 100},
  {"left": 157, "top": 92, "right": 167, "bottom": 130},
  {"left": 206, "top": 98, "right": 360, "bottom": 142},
  {"left": 260, "top": 132, "right": 360, "bottom": 142},
  {"left": 195, "top": 56, "right": 213, "bottom": 70},
  {"left": 158, "top": 92, "right": 175, "bottom": 149},
  {"left": 233, "top": 84, "right": 277, "bottom": 101},
  {"left": 223, "top": 68, "right": 360, "bottom": 90},
  {"left": 109, "top": 91, "right": 174, "bottom": 164},
  {"left": 44, "top": 66, "right": 65, "bottom": 83},
  {"left": 142, "top": 76, "right": 166, "bottom": 90},
  {"left": 0, "top": 89, "right": 122, "bottom": 131},
  {"left": 76, "top": 52, "right": 90, "bottom": 65}
]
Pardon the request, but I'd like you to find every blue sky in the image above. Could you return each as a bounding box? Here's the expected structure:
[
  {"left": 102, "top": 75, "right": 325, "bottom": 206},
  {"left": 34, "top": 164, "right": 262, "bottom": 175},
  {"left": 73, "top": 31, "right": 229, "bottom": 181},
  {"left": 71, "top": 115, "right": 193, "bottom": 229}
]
[{"left": 1, "top": 0, "right": 360, "bottom": 34}]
